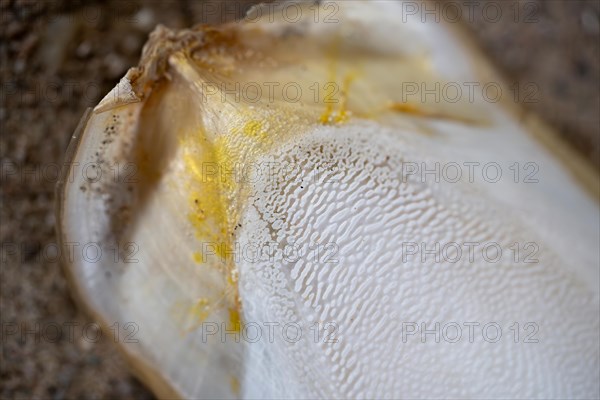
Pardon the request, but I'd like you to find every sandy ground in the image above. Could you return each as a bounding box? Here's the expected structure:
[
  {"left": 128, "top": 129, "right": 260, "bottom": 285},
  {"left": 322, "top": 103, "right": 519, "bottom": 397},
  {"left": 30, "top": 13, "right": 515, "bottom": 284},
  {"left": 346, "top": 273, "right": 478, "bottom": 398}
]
[{"left": 1, "top": 0, "right": 598, "bottom": 399}]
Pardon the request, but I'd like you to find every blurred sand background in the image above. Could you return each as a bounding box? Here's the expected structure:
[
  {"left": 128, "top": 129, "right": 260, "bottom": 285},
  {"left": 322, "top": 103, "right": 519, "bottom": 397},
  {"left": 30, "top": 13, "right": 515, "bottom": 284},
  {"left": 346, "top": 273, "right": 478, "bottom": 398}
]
[{"left": 1, "top": 0, "right": 599, "bottom": 398}]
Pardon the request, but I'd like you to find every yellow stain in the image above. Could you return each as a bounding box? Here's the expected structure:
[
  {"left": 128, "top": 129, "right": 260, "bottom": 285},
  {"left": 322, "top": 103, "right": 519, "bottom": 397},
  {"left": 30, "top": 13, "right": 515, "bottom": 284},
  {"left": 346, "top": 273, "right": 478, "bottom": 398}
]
[
  {"left": 180, "top": 112, "right": 278, "bottom": 326},
  {"left": 179, "top": 125, "right": 241, "bottom": 330},
  {"left": 389, "top": 102, "right": 424, "bottom": 115},
  {"left": 191, "top": 298, "right": 210, "bottom": 321},
  {"left": 316, "top": 36, "right": 357, "bottom": 125},
  {"left": 229, "top": 307, "right": 243, "bottom": 333},
  {"left": 319, "top": 73, "right": 356, "bottom": 125},
  {"left": 389, "top": 102, "right": 482, "bottom": 125},
  {"left": 173, "top": 298, "right": 212, "bottom": 336},
  {"left": 193, "top": 251, "right": 204, "bottom": 264},
  {"left": 243, "top": 120, "right": 268, "bottom": 140}
]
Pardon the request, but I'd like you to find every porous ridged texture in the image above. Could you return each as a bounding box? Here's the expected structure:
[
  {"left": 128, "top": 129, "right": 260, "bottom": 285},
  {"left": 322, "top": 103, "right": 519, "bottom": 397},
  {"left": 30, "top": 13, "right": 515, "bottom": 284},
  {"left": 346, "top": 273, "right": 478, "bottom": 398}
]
[{"left": 237, "top": 122, "right": 599, "bottom": 399}]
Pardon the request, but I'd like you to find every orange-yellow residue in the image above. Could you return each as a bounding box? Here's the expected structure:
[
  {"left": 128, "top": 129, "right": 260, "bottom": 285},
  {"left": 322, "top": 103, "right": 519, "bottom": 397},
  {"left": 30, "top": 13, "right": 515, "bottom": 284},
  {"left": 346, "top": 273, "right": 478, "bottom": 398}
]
[
  {"left": 320, "top": 72, "right": 355, "bottom": 125},
  {"left": 181, "top": 114, "right": 274, "bottom": 327},
  {"left": 389, "top": 101, "right": 480, "bottom": 125},
  {"left": 180, "top": 127, "right": 239, "bottom": 329},
  {"left": 243, "top": 120, "right": 268, "bottom": 140},
  {"left": 193, "top": 251, "right": 204, "bottom": 264},
  {"left": 320, "top": 38, "right": 349, "bottom": 125},
  {"left": 174, "top": 297, "right": 212, "bottom": 336},
  {"left": 191, "top": 298, "right": 210, "bottom": 321},
  {"left": 228, "top": 307, "right": 243, "bottom": 333},
  {"left": 389, "top": 102, "right": 425, "bottom": 116}
]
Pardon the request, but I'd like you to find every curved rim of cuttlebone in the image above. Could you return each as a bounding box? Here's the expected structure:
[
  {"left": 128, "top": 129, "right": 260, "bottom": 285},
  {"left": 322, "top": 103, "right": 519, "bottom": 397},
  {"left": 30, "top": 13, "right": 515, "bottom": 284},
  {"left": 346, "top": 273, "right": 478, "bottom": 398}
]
[
  {"left": 53, "top": 18, "right": 246, "bottom": 400},
  {"left": 55, "top": 107, "right": 183, "bottom": 400}
]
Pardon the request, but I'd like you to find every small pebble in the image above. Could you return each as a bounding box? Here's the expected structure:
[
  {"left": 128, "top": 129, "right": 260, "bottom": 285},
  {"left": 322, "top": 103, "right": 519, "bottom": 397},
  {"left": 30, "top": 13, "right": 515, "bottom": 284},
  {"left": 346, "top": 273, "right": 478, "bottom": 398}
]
[
  {"left": 133, "top": 8, "right": 155, "bottom": 32},
  {"left": 76, "top": 41, "right": 93, "bottom": 58}
]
